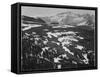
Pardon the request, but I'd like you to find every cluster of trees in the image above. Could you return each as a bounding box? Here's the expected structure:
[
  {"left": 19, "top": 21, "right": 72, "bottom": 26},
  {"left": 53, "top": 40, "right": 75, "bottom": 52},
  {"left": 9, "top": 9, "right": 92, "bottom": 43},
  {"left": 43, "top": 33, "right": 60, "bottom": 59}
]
[
  {"left": 22, "top": 33, "right": 56, "bottom": 70},
  {"left": 21, "top": 31, "right": 95, "bottom": 70}
]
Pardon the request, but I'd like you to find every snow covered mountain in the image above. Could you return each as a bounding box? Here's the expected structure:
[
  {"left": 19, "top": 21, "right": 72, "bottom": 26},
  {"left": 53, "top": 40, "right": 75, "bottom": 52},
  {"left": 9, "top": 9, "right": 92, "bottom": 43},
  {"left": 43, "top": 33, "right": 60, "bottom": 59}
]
[
  {"left": 21, "top": 11, "right": 95, "bottom": 29},
  {"left": 41, "top": 11, "right": 95, "bottom": 27}
]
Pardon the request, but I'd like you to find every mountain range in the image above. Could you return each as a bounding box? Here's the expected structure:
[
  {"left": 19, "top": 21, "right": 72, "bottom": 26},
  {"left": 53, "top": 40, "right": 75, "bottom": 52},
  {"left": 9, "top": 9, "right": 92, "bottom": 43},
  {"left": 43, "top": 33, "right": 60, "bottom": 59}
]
[{"left": 22, "top": 11, "right": 95, "bottom": 27}]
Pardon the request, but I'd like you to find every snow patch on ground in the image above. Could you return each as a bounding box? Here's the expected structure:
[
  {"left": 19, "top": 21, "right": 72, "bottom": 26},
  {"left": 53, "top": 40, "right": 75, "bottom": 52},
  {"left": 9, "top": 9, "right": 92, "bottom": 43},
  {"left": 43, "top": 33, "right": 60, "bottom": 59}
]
[
  {"left": 77, "top": 36, "right": 84, "bottom": 39},
  {"left": 42, "top": 47, "right": 49, "bottom": 51},
  {"left": 82, "top": 54, "right": 89, "bottom": 64},
  {"left": 22, "top": 24, "right": 42, "bottom": 31},
  {"left": 75, "top": 45, "right": 84, "bottom": 50},
  {"left": 58, "top": 36, "right": 78, "bottom": 42},
  {"left": 54, "top": 57, "right": 61, "bottom": 63},
  {"left": 62, "top": 45, "right": 74, "bottom": 55}
]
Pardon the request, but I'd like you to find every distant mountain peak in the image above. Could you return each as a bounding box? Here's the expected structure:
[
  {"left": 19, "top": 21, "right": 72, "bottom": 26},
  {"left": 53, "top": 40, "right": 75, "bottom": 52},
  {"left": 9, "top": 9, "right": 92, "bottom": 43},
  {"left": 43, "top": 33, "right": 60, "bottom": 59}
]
[
  {"left": 22, "top": 11, "right": 95, "bottom": 28},
  {"left": 40, "top": 11, "right": 95, "bottom": 27}
]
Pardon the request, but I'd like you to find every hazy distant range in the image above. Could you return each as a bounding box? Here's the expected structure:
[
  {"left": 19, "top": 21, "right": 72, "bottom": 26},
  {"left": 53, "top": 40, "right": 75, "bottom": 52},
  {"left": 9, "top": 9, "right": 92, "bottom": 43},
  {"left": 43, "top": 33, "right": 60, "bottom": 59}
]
[{"left": 21, "top": 6, "right": 95, "bottom": 17}]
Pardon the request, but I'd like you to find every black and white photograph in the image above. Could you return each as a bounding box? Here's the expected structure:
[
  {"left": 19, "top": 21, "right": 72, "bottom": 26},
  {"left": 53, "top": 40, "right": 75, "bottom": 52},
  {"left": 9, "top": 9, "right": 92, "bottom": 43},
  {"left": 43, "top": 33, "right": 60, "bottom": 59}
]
[
  {"left": 20, "top": 5, "right": 97, "bottom": 72},
  {"left": 21, "top": 5, "right": 97, "bottom": 71}
]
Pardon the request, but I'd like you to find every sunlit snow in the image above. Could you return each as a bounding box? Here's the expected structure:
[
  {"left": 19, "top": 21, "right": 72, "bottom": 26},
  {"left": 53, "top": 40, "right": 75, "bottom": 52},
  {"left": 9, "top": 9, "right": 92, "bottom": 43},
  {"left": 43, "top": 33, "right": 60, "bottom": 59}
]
[
  {"left": 75, "top": 45, "right": 84, "bottom": 50},
  {"left": 22, "top": 24, "right": 42, "bottom": 31}
]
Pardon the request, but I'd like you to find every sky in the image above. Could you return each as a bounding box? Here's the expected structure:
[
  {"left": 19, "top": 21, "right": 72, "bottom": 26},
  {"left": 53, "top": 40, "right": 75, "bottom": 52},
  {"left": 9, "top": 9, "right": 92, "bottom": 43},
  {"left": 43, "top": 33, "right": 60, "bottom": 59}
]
[{"left": 21, "top": 6, "right": 95, "bottom": 17}]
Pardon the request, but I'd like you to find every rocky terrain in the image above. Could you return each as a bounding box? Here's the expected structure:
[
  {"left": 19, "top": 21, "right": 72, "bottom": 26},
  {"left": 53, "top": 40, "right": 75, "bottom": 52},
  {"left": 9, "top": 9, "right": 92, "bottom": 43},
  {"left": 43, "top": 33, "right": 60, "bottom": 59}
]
[{"left": 21, "top": 12, "right": 95, "bottom": 70}]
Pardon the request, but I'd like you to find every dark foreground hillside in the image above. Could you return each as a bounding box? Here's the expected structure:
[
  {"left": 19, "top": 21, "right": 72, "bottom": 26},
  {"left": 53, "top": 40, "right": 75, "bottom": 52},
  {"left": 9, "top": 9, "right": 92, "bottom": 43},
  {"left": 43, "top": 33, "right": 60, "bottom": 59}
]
[{"left": 21, "top": 23, "right": 95, "bottom": 70}]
